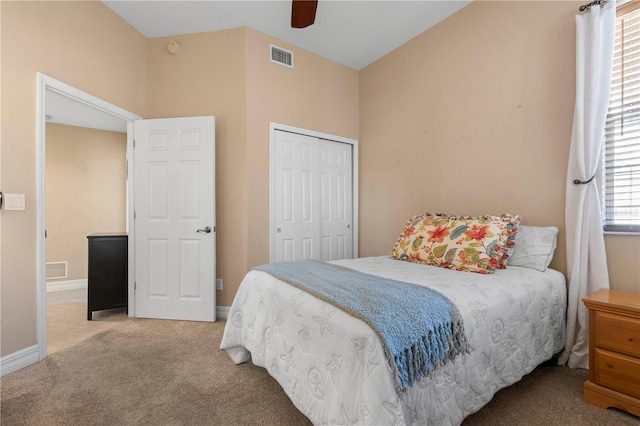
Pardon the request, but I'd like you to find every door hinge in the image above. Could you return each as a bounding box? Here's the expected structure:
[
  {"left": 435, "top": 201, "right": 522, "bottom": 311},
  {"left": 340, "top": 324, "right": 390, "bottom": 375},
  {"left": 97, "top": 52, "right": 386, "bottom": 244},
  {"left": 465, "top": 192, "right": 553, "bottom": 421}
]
[
  {"left": 134, "top": 281, "right": 137, "bottom": 290},
  {"left": 133, "top": 139, "right": 136, "bottom": 148},
  {"left": 134, "top": 211, "right": 136, "bottom": 220}
]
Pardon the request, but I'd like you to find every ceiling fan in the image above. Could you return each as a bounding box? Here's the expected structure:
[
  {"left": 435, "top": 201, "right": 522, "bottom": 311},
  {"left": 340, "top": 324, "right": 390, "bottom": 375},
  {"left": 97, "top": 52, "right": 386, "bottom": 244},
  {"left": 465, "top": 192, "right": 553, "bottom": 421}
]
[{"left": 291, "top": 0, "right": 318, "bottom": 28}]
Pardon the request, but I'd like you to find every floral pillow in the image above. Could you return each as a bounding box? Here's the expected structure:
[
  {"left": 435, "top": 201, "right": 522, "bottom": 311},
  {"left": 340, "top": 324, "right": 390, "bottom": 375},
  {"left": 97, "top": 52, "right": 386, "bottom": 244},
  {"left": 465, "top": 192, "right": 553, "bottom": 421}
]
[
  {"left": 389, "top": 212, "right": 522, "bottom": 274},
  {"left": 436, "top": 212, "right": 522, "bottom": 269},
  {"left": 495, "top": 216, "right": 521, "bottom": 269}
]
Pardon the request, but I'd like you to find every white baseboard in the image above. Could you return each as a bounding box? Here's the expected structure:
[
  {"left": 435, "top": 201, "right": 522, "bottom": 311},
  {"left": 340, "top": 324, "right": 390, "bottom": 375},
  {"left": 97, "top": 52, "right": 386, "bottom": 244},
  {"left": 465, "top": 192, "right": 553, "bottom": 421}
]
[
  {"left": 46, "top": 279, "right": 87, "bottom": 293},
  {"left": 216, "top": 306, "right": 230, "bottom": 319},
  {"left": 0, "top": 344, "right": 39, "bottom": 377}
]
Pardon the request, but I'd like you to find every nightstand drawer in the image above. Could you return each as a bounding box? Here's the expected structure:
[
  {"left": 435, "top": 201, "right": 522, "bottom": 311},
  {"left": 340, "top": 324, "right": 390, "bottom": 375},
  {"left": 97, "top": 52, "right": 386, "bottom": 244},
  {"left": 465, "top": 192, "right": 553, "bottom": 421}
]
[
  {"left": 596, "top": 311, "right": 640, "bottom": 358},
  {"left": 595, "top": 348, "right": 640, "bottom": 399}
]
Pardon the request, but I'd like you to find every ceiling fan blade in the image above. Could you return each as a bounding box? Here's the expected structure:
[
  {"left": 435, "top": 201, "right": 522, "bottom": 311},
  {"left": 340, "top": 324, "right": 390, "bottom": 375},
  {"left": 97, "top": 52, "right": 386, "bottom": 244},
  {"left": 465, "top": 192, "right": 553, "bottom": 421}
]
[{"left": 291, "top": 0, "right": 318, "bottom": 28}]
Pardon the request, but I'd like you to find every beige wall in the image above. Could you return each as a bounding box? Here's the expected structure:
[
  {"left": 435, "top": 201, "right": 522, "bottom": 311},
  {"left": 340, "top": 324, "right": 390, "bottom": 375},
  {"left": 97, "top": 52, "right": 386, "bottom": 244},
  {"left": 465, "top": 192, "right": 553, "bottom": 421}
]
[
  {"left": 147, "top": 27, "right": 359, "bottom": 306},
  {"left": 244, "top": 28, "right": 359, "bottom": 270},
  {"left": 45, "top": 123, "right": 127, "bottom": 282},
  {"left": 605, "top": 236, "right": 640, "bottom": 293},
  {"left": 359, "top": 0, "right": 639, "bottom": 293},
  {"left": 0, "top": 1, "right": 147, "bottom": 357}
]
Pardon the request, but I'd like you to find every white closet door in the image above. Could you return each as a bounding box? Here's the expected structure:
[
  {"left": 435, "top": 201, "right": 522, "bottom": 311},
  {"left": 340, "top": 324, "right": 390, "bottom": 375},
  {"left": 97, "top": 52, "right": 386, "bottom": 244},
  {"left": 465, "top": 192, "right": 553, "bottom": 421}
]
[
  {"left": 273, "top": 130, "right": 353, "bottom": 262},
  {"left": 319, "top": 139, "right": 353, "bottom": 260},
  {"left": 273, "top": 131, "right": 320, "bottom": 261}
]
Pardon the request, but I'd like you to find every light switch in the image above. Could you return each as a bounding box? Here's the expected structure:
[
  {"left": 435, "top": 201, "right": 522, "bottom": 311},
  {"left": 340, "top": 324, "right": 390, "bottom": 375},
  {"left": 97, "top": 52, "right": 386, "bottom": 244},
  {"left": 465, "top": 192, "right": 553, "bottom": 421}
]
[{"left": 4, "top": 193, "right": 26, "bottom": 211}]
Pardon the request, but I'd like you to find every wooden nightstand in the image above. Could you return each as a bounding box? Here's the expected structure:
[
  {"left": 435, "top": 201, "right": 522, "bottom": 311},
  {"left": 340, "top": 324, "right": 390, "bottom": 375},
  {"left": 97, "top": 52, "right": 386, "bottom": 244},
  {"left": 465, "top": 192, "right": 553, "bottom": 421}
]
[{"left": 583, "top": 288, "right": 640, "bottom": 417}]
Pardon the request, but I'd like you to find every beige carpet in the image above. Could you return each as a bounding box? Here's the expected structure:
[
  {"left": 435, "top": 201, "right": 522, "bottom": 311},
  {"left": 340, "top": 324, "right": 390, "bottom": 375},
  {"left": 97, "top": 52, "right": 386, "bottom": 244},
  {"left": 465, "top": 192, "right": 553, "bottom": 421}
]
[
  {"left": 2, "top": 318, "right": 639, "bottom": 426},
  {"left": 2, "top": 319, "right": 309, "bottom": 426},
  {"left": 47, "top": 288, "right": 130, "bottom": 354}
]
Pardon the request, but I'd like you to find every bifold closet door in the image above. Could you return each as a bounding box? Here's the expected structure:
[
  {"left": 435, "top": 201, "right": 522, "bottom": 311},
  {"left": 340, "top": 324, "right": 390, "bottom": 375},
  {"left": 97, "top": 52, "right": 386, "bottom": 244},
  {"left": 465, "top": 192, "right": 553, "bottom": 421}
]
[
  {"left": 273, "top": 131, "right": 320, "bottom": 261},
  {"left": 273, "top": 130, "right": 353, "bottom": 262},
  {"left": 319, "top": 139, "right": 353, "bottom": 260}
]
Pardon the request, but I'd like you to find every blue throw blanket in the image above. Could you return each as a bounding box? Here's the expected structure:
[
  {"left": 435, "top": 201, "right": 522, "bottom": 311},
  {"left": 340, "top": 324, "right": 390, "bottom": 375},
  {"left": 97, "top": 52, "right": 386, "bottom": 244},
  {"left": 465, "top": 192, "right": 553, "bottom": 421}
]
[{"left": 254, "top": 259, "right": 470, "bottom": 396}]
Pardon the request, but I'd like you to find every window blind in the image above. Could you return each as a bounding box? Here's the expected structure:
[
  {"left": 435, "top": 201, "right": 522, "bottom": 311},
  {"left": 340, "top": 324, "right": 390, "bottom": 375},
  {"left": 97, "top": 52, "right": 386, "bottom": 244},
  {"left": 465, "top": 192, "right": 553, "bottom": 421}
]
[{"left": 603, "top": 1, "right": 640, "bottom": 232}]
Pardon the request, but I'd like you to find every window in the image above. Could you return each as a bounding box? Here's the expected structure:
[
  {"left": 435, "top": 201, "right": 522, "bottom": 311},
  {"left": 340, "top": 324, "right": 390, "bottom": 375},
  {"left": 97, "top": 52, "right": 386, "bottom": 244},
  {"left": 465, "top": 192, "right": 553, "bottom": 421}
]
[{"left": 603, "top": 0, "right": 640, "bottom": 233}]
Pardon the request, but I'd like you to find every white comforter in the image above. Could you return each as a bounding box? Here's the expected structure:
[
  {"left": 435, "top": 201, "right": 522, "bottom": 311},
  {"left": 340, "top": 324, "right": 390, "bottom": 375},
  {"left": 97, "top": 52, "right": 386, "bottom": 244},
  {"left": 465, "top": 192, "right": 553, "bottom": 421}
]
[{"left": 220, "top": 256, "right": 566, "bottom": 425}]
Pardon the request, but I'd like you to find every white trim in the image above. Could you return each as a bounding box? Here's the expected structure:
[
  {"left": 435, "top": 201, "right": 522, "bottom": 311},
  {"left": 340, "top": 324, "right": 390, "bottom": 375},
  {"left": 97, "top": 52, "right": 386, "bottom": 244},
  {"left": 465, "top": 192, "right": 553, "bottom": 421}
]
[
  {"left": 268, "top": 122, "right": 359, "bottom": 262},
  {"left": 352, "top": 142, "right": 360, "bottom": 259},
  {"left": 216, "top": 306, "right": 231, "bottom": 319},
  {"left": 127, "top": 122, "right": 136, "bottom": 318},
  {"left": 46, "top": 279, "right": 87, "bottom": 293},
  {"left": 603, "top": 231, "right": 640, "bottom": 236},
  {"left": 0, "top": 345, "right": 39, "bottom": 377},
  {"left": 36, "top": 73, "right": 47, "bottom": 362},
  {"left": 36, "top": 73, "right": 142, "bottom": 361}
]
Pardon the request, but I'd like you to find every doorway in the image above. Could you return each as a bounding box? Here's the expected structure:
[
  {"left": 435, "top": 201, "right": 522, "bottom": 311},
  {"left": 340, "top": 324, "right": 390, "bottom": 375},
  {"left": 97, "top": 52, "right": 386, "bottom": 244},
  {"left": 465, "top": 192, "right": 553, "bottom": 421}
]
[
  {"left": 36, "top": 73, "right": 141, "bottom": 360},
  {"left": 45, "top": 123, "right": 129, "bottom": 354}
]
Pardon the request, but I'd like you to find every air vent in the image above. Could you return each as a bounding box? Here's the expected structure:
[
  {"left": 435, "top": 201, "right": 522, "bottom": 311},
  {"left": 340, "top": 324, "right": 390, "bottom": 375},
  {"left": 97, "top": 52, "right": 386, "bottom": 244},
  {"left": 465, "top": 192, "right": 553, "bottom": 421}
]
[
  {"left": 270, "top": 44, "right": 294, "bottom": 68},
  {"left": 46, "top": 261, "right": 68, "bottom": 280}
]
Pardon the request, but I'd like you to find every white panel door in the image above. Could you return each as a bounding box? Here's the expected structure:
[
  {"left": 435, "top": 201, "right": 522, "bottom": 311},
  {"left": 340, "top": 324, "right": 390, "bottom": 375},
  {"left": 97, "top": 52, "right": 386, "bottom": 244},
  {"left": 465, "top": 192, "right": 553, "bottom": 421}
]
[
  {"left": 134, "top": 116, "right": 215, "bottom": 322},
  {"left": 273, "top": 130, "right": 353, "bottom": 262},
  {"left": 273, "top": 131, "right": 320, "bottom": 261},
  {"left": 319, "top": 139, "right": 353, "bottom": 261}
]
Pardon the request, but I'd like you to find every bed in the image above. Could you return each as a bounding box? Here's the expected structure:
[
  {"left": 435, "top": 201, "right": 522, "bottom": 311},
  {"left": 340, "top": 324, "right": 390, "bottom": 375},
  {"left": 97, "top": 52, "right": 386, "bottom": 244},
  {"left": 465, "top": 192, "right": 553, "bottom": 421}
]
[{"left": 220, "top": 254, "right": 566, "bottom": 425}]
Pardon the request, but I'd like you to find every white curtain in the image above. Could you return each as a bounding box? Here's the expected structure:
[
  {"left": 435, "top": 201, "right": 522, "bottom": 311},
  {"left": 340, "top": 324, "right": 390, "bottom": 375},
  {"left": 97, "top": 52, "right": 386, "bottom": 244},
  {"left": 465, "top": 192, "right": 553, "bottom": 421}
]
[{"left": 560, "top": 0, "right": 615, "bottom": 369}]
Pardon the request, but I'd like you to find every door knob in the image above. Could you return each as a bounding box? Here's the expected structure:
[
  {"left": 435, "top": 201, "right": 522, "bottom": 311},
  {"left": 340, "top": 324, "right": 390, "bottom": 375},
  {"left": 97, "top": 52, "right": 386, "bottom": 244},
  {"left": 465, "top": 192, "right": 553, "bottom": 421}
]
[{"left": 197, "top": 226, "right": 212, "bottom": 233}]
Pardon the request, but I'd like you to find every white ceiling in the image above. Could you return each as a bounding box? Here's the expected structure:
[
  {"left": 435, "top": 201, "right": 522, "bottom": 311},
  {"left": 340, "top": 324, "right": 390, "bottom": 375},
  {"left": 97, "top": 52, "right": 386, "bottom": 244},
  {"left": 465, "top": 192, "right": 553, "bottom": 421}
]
[
  {"left": 48, "top": 0, "right": 472, "bottom": 132},
  {"left": 103, "top": 0, "right": 472, "bottom": 71}
]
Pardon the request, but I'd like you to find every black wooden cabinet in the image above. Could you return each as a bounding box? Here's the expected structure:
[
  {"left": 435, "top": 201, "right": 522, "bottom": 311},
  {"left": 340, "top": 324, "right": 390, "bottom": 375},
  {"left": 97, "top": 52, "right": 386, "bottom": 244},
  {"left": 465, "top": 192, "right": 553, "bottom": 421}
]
[{"left": 87, "top": 233, "right": 128, "bottom": 320}]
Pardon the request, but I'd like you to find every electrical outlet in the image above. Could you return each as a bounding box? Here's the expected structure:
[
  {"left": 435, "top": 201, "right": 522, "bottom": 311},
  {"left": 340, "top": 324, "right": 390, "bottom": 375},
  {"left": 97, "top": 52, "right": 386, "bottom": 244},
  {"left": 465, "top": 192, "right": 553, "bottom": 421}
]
[{"left": 216, "top": 279, "right": 223, "bottom": 291}]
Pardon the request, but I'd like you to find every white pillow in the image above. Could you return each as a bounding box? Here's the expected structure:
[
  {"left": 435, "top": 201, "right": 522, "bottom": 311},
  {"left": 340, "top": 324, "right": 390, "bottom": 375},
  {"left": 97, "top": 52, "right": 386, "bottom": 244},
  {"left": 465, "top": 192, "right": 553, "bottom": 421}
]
[{"left": 507, "top": 225, "right": 559, "bottom": 272}]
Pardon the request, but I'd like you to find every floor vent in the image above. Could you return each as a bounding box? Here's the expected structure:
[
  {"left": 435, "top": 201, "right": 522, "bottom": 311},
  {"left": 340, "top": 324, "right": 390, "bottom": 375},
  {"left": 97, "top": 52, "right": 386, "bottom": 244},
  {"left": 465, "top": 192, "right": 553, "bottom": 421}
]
[
  {"left": 270, "top": 44, "right": 294, "bottom": 68},
  {"left": 46, "top": 261, "right": 68, "bottom": 280}
]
